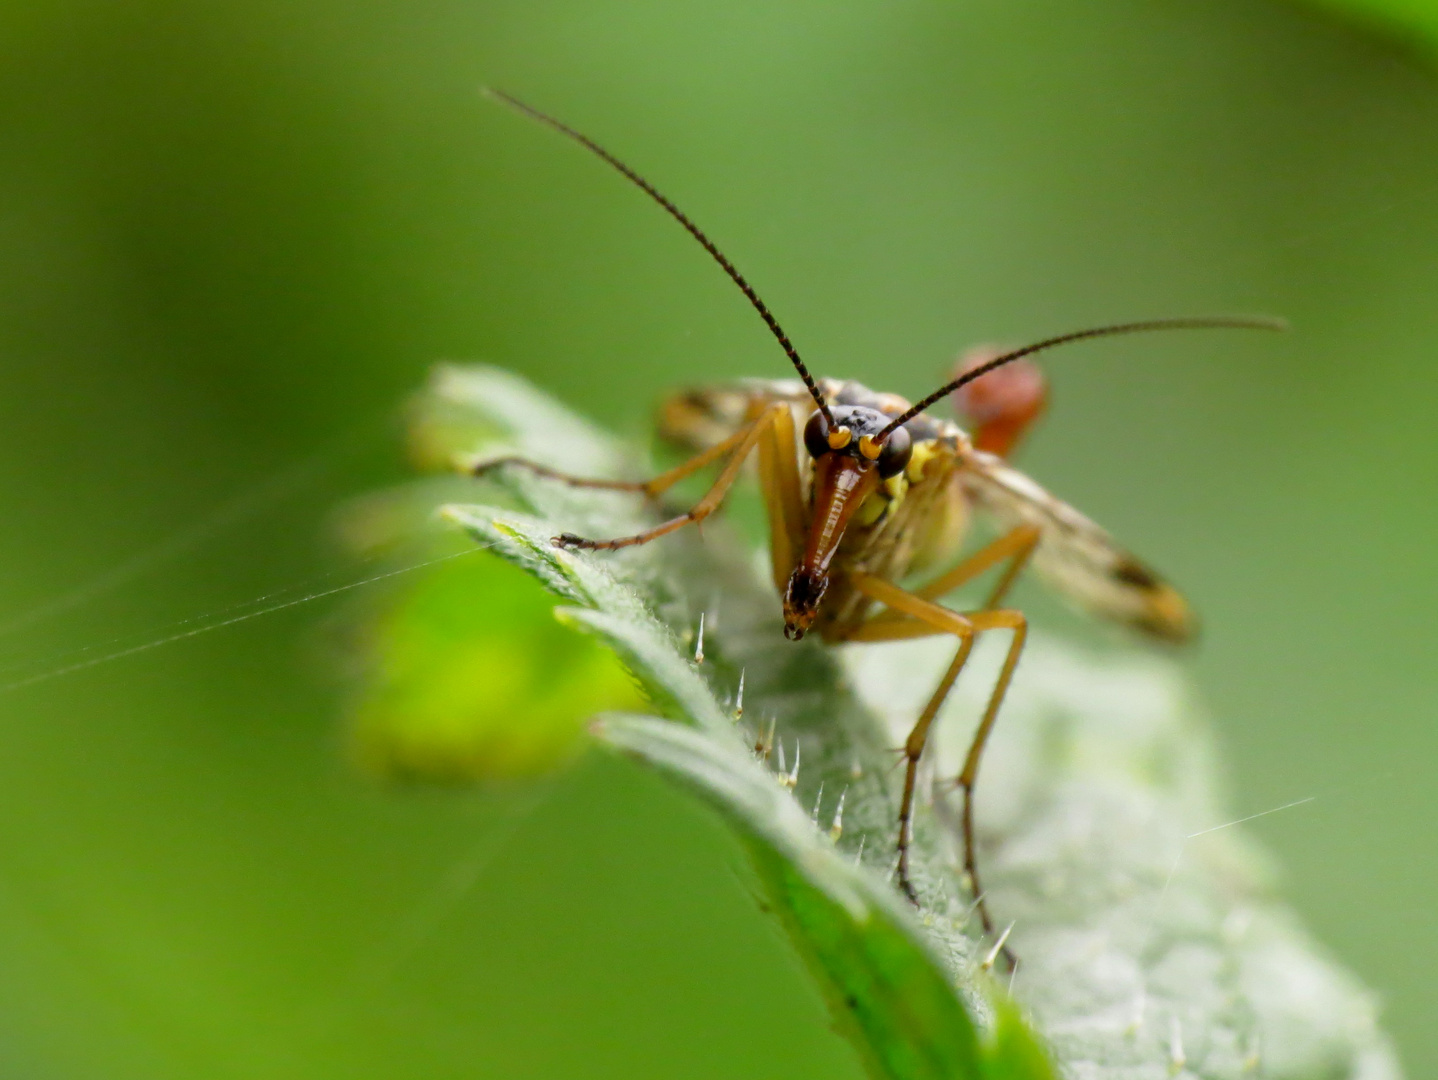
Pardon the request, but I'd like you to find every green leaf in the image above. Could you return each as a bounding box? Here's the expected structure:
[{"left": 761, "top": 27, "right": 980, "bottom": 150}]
[
  {"left": 981, "top": 998, "right": 1057, "bottom": 1080},
  {"left": 437, "top": 508, "right": 733, "bottom": 735},
  {"left": 347, "top": 545, "right": 646, "bottom": 781},
  {"left": 598, "top": 713, "right": 984, "bottom": 1080},
  {"left": 351, "top": 363, "right": 1402, "bottom": 1080}
]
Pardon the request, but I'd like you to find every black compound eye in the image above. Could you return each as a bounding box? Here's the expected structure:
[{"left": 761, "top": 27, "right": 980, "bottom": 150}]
[
  {"left": 802, "top": 409, "right": 832, "bottom": 459},
  {"left": 877, "top": 425, "right": 913, "bottom": 479}
]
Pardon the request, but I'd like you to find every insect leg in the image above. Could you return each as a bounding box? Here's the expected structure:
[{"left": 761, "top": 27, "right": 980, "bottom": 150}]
[
  {"left": 857, "top": 525, "right": 1040, "bottom": 640},
  {"left": 921, "top": 523, "right": 1040, "bottom": 611},
  {"left": 755, "top": 404, "right": 806, "bottom": 592},
  {"left": 845, "top": 573, "right": 974, "bottom": 897},
  {"left": 953, "top": 609, "right": 1025, "bottom": 947},
  {"left": 470, "top": 456, "right": 649, "bottom": 491},
  {"left": 555, "top": 403, "right": 790, "bottom": 551},
  {"left": 845, "top": 570, "right": 1027, "bottom": 962},
  {"left": 471, "top": 417, "right": 760, "bottom": 498}
]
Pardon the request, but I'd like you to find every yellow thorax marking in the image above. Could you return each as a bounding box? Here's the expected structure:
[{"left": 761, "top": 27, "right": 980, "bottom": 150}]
[
  {"left": 849, "top": 435, "right": 946, "bottom": 528},
  {"left": 905, "top": 437, "right": 947, "bottom": 484}
]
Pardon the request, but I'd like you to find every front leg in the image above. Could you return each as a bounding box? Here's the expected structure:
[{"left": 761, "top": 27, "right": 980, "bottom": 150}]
[
  {"left": 845, "top": 554, "right": 1030, "bottom": 968},
  {"left": 470, "top": 410, "right": 762, "bottom": 500},
  {"left": 552, "top": 403, "right": 793, "bottom": 551}
]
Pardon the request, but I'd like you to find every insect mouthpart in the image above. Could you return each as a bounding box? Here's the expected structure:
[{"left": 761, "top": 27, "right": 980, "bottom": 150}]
[
  {"left": 782, "top": 406, "right": 915, "bottom": 640},
  {"left": 783, "top": 568, "right": 828, "bottom": 640}
]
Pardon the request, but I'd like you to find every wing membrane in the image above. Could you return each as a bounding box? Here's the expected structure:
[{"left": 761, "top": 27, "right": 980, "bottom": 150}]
[{"left": 960, "top": 451, "right": 1193, "bottom": 642}]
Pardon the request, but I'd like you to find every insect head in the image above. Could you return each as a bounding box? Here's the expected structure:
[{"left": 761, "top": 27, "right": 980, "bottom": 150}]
[{"left": 802, "top": 406, "right": 913, "bottom": 478}]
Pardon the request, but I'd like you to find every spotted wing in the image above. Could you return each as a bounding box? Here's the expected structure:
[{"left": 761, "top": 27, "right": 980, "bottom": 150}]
[{"left": 960, "top": 451, "right": 1194, "bottom": 642}]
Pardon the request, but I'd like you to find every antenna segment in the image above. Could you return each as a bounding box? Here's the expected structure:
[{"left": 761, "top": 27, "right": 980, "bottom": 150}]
[
  {"left": 878, "top": 315, "right": 1288, "bottom": 439},
  {"left": 484, "top": 88, "right": 836, "bottom": 426},
  {"left": 485, "top": 91, "right": 1286, "bottom": 444}
]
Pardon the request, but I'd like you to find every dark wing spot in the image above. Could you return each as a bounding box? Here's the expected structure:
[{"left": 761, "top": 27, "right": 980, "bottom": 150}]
[{"left": 1112, "top": 558, "right": 1161, "bottom": 591}]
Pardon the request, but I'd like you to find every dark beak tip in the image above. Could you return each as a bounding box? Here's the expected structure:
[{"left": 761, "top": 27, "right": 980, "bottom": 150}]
[{"left": 783, "top": 623, "right": 805, "bottom": 642}]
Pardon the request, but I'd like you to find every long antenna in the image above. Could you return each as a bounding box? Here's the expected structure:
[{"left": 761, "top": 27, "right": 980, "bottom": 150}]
[
  {"left": 877, "top": 315, "right": 1288, "bottom": 440},
  {"left": 483, "top": 88, "right": 836, "bottom": 426}
]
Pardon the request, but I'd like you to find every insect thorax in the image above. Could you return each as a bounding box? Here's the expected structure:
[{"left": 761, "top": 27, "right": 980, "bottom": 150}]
[{"left": 658, "top": 377, "right": 972, "bottom": 636}]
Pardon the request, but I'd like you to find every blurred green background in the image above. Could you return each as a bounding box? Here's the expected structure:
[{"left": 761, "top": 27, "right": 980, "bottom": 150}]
[{"left": 0, "top": 0, "right": 1435, "bottom": 1076}]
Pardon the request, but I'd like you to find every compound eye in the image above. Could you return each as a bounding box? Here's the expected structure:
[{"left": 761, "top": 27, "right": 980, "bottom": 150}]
[
  {"left": 802, "top": 409, "right": 831, "bottom": 459},
  {"left": 877, "top": 425, "right": 913, "bottom": 479}
]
